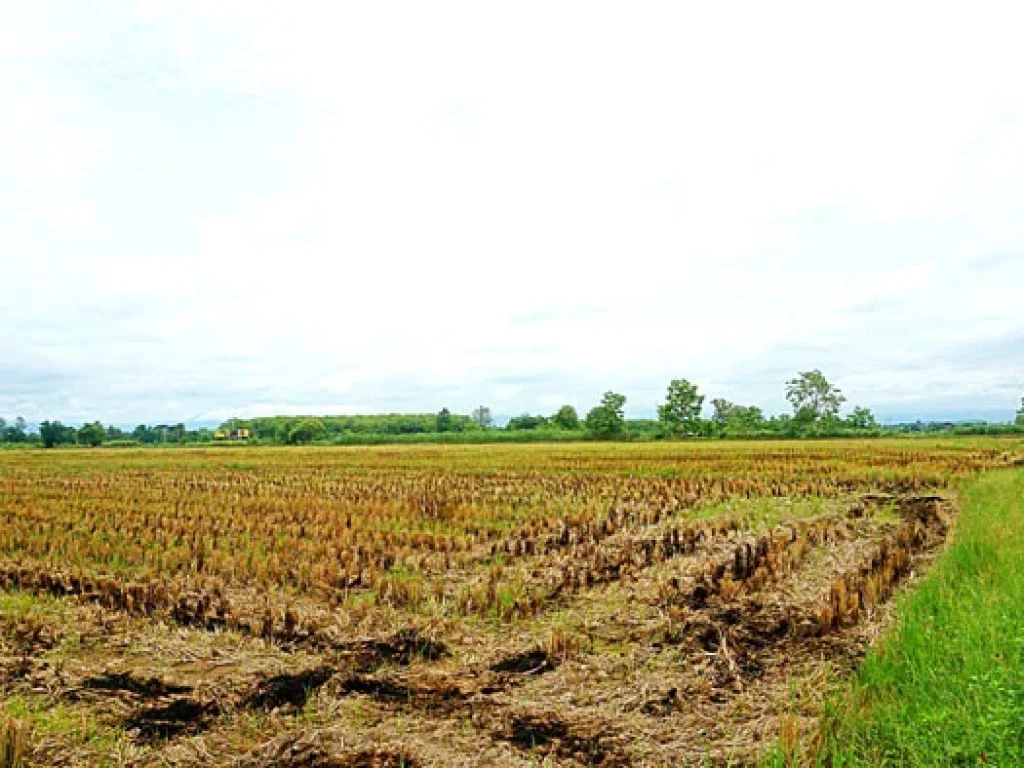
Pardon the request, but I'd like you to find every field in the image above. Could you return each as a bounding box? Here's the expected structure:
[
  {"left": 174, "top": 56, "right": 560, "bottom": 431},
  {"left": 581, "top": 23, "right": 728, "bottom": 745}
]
[{"left": 1, "top": 439, "right": 1022, "bottom": 766}]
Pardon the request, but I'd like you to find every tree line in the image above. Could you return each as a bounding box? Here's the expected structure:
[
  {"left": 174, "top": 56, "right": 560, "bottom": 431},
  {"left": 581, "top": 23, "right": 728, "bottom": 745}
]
[
  {"left": 4, "top": 372, "right": 1024, "bottom": 448},
  {"left": 0, "top": 419, "right": 216, "bottom": 449}
]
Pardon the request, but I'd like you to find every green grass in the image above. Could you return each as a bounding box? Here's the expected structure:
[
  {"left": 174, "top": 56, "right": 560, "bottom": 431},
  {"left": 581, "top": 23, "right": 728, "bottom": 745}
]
[
  {"left": 1, "top": 696, "right": 127, "bottom": 766},
  {"left": 786, "top": 470, "right": 1024, "bottom": 766}
]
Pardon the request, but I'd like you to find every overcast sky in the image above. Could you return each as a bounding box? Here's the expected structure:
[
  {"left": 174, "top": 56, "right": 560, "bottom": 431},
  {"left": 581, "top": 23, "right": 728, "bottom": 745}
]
[{"left": 2, "top": 2, "right": 1023, "bottom": 425}]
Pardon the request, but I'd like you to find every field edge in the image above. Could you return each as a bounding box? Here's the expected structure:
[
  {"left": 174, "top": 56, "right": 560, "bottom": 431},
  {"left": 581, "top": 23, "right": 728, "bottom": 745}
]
[{"left": 769, "top": 468, "right": 1024, "bottom": 767}]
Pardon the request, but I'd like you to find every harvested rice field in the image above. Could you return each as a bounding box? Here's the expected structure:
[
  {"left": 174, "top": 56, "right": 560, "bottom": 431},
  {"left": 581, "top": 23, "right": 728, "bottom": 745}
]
[{"left": 1, "top": 439, "right": 1022, "bottom": 766}]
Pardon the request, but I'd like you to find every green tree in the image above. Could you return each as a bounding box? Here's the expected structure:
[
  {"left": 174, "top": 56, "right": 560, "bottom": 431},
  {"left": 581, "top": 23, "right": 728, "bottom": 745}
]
[
  {"left": 785, "top": 370, "right": 846, "bottom": 422},
  {"left": 552, "top": 405, "right": 580, "bottom": 430},
  {"left": 846, "top": 406, "right": 878, "bottom": 431},
  {"left": 1016, "top": 397, "right": 1024, "bottom": 427},
  {"left": 585, "top": 391, "right": 626, "bottom": 438},
  {"left": 3, "top": 416, "right": 28, "bottom": 443},
  {"left": 77, "top": 421, "right": 106, "bottom": 447},
  {"left": 39, "top": 421, "right": 75, "bottom": 448},
  {"left": 711, "top": 398, "right": 764, "bottom": 436},
  {"left": 711, "top": 399, "right": 732, "bottom": 433},
  {"left": 506, "top": 413, "right": 549, "bottom": 431},
  {"left": 435, "top": 408, "right": 453, "bottom": 433},
  {"left": 470, "top": 406, "right": 493, "bottom": 429},
  {"left": 39, "top": 421, "right": 59, "bottom": 448},
  {"left": 657, "top": 379, "right": 705, "bottom": 437},
  {"left": 287, "top": 419, "right": 326, "bottom": 445}
]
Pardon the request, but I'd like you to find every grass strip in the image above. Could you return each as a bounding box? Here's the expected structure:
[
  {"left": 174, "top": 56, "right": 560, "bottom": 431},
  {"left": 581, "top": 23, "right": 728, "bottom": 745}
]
[{"left": 774, "top": 469, "right": 1024, "bottom": 766}]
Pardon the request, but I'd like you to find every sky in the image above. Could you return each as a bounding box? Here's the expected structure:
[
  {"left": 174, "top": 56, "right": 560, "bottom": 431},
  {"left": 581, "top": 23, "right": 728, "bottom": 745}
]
[{"left": 2, "top": 1, "right": 1023, "bottom": 426}]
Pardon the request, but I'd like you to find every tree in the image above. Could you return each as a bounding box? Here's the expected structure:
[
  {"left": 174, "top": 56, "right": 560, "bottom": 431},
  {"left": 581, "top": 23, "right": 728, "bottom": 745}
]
[
  {"left": 711, "top": 398, "right": 764, "bottom": 436},
  {"left": 133, "top": 424, "right": 158, "bottom": 444},
  {"left": 470, "top": 406, "right": 493, "bottom": 429},
  {"left": 39, "top": 421, "right": 58, "bottom": 448},
  {"left": 846, "top": 406, "right": 878, "bottom": 431},
  {"left": 552, "top": 405, "right": 580, "bottom": 430},
  {"left": 585, "top": 391, "right": 626, "bottom": 438},
  {"left": 287, "top": 419, "right": 326, "bottom": 445},
  {"left": 1016, "top": 397, "right": 1024, "bottom": 427},
  {"left": 507, "top": 413, "right": 549, "bottom": 431},
  {"left": 711, "top": 399, "right": 732, "bottom": 433},
  {"left": 39, "top": 421, "right": 75, "bottom": 448},
  {"left": 785, "top": 370, "right": 846, "bottom": 422},
  {"left": 657, "top": 379, "right": 705, "bottom": 437},
  {"left": 77, "top": 421, "right": 106, "bottom": 447},
  {"left": 2, "top": 416, "right": 28, "bottom": 443},
  {"left": 435, "top": 408, "right": 453, "bottom": 433}
]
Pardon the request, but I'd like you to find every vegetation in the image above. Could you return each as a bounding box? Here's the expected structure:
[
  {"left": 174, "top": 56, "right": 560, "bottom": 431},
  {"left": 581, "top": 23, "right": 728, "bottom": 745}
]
[
  {"left": 806, "top": 469, "right": 1024, "bottom": 766},
  {"left": 470, "top": 405, "right": 493, "bottom": 428},
  {"left": 711, "top": 398, "right": 765, "bottom": 437},
  {"left": 786, "top": 369, "right": 847, "bottom": 423},
  {"left": 3, "top": 375, "right": 1023, "bottom": 448},
  {"left": 505, "top": 413, "right": 551, "bottom": 431},
  {"left": 75, "top": 422, "right": 105, "bottom": 448},
  {"left": 552, "top": 404, "right": 580, "bottom": 430},
  {"left": 284, "top": 418, "right": 326, "bottom": 445},
  {"left": 0, "top": 439, "right": 1021, "bottom": 765},
  {"left": 657, "top": 378, "right": 705, "bottom": 437},
  {"left": 585, "top": 390, "right": 627, "bottom": 437}
]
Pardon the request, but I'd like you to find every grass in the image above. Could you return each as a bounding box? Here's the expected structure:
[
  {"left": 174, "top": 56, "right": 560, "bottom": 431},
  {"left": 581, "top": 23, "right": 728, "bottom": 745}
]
[
  {"left": 779, "top": 469, "right": 1024, "bottom": 766},
  {"left": 1, "top": 696, "right": 127, "bottom": 767}
]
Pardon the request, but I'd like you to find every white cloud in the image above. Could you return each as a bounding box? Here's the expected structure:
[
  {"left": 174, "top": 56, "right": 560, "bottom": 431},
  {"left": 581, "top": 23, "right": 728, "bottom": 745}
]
[{"left": 1, "top": 1, "right": 1023, "bottom": 424}]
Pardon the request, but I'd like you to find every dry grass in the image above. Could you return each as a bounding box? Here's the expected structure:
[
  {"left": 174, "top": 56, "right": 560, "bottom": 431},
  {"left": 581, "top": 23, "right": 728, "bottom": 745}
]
[
  {"left": 0, "top": 719, "right": 28, "bottom": 768},
  {"left": 0, "top": 439, "right": 1020, "bottom": 766}
]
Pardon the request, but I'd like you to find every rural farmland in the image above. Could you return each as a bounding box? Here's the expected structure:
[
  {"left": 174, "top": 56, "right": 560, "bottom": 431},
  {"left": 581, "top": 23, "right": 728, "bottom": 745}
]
[{"left": 2, "top": 439, "right": 1022, "bottom": 766}]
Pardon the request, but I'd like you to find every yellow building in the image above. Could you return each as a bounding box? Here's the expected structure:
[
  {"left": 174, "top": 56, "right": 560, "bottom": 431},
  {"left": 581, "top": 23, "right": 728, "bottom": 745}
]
[{"left": 213, "top": 428, "right": 250, "bottom": 441}]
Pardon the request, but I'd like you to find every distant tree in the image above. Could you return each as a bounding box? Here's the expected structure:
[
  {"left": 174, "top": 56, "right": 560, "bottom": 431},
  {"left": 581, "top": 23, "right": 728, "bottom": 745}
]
[
  {"left": 657, "top": 379, "right": 705, "bottom": 437},
  {"left": 470, "top": 406, "right": 493, "bottom": 429},
  {"left": 506, "top": 413, "right": 549, "bottom": 431},
  {"left": 1016, "top": 397, "right": 1024, "bottom": 427},
  {"left": 711, "top": 399, "right": 731, "bottom": 432},
  {"left": 287, "top": 419, "right": 326, "bottom": 445},
  {"left": 552, "top": 405, "right": 580, "bottom": 430},
  {"left": 132, "top": 424, "right": 159, "bottom": 444},
  {"left": 585, "top": 391, "right": 626, "bottom": 438},
  {"left": 711, "top": 398, "right": 764, "bottom": 436},
  {"left": 786, "top": 370, "right": 846, "bottom": 422},
  {"left": 846, "top": 406, "right": 878, "bottom": 431},
  {"left": 760, "top": 413, "right": 798, "bottom": 437},
  {"left": 77, "top": 421, "right": 106, "bottom": 447},
  {"left": 2, "top": 416, "right": 28, "bottom": 443},
  {"left": 39, "top": 421, "right": 58, "bottom": 448},
  {"left": 39, "top": 420, "right": 75, "bottom": 448},
  {"left": 435, "top": 408, "right": 453, "bottom": 433}
]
